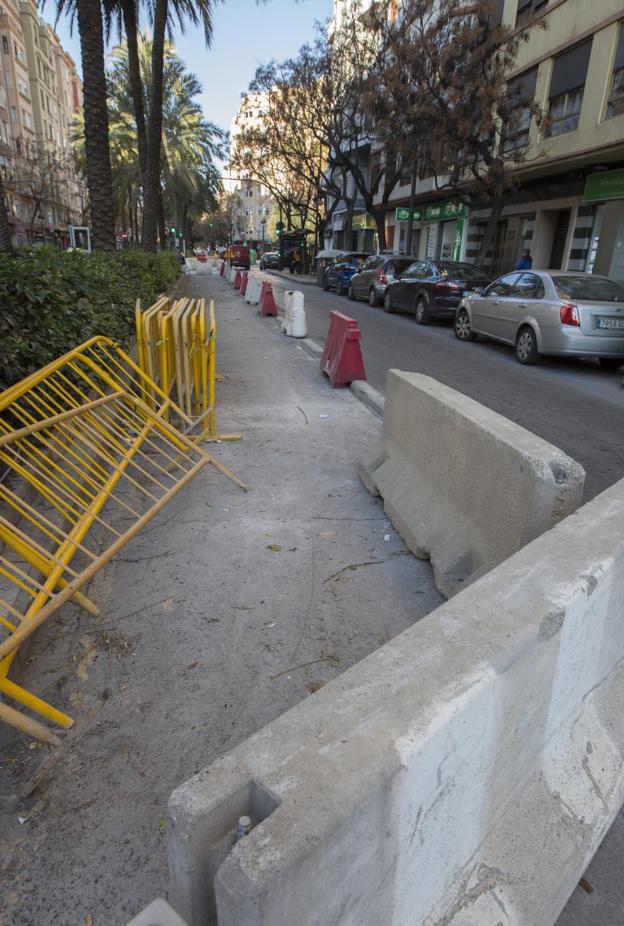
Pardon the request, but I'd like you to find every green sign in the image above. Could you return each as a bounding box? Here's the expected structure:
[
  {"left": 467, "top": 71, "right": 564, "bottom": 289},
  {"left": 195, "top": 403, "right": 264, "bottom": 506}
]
[
  {"left": 395, "top": 201, "right": 465, "bottom": 224},
  {"left": 395, "top": 207, "right": 422, "bottom": 223},
  {"left": 584, "top": 169, "right": 624, "bottom": 203},
  {"left": 423, "top": 200, "right": 466, "bottom": 223}
]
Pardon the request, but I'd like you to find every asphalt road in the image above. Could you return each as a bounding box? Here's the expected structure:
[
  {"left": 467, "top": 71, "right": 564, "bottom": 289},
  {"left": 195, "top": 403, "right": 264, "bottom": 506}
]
[{"left": 264, "top": 270, "right": 624, "bottom": 502}]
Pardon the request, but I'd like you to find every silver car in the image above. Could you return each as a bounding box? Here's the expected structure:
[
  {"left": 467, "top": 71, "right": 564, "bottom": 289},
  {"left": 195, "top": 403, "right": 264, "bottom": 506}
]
[{"left": 454, "top": 270, "right": 624, "bottom": 367}]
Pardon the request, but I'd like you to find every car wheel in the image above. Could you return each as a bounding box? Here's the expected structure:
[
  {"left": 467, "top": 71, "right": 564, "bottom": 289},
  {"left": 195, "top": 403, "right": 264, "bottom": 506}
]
[
  {"left": 414, "top": 297, "right": 430, "bottom": 325},
  {"left": 347, "top": 284, "right": 355, "bottom": 301},
  {"left": 383, "top": 291, "right": 394, "bottom": 313},
  {"left": 598, "top": 357, "right": 624, "bottom": 370},
  {"left": 515, "top": 327, "right": 538, "bottom": 365},
  {"left": 369, "top": 288, "right": 380, "bottom": 307},
  {"left": 455, "top": 309, "right": 477, "bottom": 342},
  {"left": 322, "top": 278, "right": 329, "bottom": 292}
]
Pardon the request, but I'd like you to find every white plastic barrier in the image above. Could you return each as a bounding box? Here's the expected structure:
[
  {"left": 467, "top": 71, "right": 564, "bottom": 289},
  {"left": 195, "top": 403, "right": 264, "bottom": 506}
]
[
  {"left": 168, "top": 477, "right": 624, "bottom": 926},
  {"left": 244, "top": 276, "right": 261, "bottom": 306},
  {"left": 360, "top": 371, "right": 585, "bottom": 597},
  {"left": 195, "top": 259, "right": 210, "bottom": 275},
  {"left": 127, "top": 900, "right": 188, "bottom": 926},
  {"left": 282, "top": 290, "right": 306, "bottom": 338}
]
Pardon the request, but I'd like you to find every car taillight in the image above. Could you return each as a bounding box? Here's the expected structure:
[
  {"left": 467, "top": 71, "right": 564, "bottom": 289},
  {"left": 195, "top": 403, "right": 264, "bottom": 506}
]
[
  {"left": 560, "top": 303, "right": 580, "bottom": 327},
  {"left": 434, "top": 281, "right": 460, "bottom": 291},
  {"left": 378, "top": 270, "right": 388, "bottom": 285}
]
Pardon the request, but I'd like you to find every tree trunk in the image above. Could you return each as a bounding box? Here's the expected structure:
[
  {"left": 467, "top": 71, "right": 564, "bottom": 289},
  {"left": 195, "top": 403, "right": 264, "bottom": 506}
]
[
  {"left": 476, "top": 197, "right": 505, "bottom": 270},
  {"left": 75, "top": 0, "right": 115, "bottom": 251},
  {"left": 142, "top": 0, "right": 167, "bottom": 250},
  {"left": 405, "top": 171, "right": 417, "bottom": 255},
  {"left": 158, "top": 192, "right": 166, "bottom": 250},
  {"left": 374, "top": 212, "right": 387, "bottom": 251},
  {"left": 0, "top": 174, "right": 14, "bottom": 254},
  {"left": 120, "top": 0, "right": 147, "bottom": 185}
]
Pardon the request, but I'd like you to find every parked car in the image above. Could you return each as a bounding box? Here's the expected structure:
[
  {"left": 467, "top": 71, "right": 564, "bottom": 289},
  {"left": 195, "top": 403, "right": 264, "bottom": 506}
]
[
  {"left": 454, "top": 270, "right": 624, "bottom": 367},
  {"left": 260, "top": 251, "right": 280, "bottom": 270},
  {"left": 322, "top": 253, "right": 369, "bottom": 295},
  {"left": 348, "top": 254, "right": 418, "bottom": 306},
  {"left": 383, "top": 260, "right": 491, "bottom": 322},
  {"left": 230, "top": 243, "right": 250, "bottom": 270}
]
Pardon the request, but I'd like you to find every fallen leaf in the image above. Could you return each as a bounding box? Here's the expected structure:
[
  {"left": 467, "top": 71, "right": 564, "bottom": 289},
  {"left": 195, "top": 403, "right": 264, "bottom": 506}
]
[
  {"left": 86, "top": 915, "right": 93, "bottom": 926},
  {"left": 267, "top": 544, "right": 282, "bottom": 552},
  {"left": 306, "top": 681, "right": 325, "bottom": 694},
  {"left": 187, "top": 661, "right": 198, "bottom": 670},
  {"left": 159, "top": 817, "right": 168, "bottom": 835},
  {"left": 319, "top": 530, "right": 336, "bottom": 540}
]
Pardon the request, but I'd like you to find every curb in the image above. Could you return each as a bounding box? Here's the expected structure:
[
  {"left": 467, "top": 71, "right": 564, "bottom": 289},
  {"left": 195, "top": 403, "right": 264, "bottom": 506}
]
[
  {"left": 264, "top": 270, "right": 318, "bottom": 288},
  {"left": 298, "top": 337, "right": 384, "bottom": 419}
]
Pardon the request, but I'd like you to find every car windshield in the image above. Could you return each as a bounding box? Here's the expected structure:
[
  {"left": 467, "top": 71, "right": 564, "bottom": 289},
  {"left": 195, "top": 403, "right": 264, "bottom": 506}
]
[
  {"left": 438, "top": 263, "right": 488, "bottom": 281},
  {"left": 553, "top": 275, "right": 624, "bottom": 302}
]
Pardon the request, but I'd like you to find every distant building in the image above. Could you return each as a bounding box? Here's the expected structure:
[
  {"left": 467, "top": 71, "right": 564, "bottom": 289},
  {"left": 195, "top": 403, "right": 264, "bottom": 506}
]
[
  {"left": 0, "top": 0, "right": 83, "bottom": 246},
  {"left": 227, "top": 92, "right": 276, "bottom": 246}
]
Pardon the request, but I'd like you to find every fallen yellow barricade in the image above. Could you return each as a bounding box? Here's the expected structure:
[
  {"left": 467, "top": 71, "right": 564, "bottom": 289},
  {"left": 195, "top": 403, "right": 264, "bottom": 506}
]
[{"left": 0, "top": 337, "right": 245, "bottom": 744}]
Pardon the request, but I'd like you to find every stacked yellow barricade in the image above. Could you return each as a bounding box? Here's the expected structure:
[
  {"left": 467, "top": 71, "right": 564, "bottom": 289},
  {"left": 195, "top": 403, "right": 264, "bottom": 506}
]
[
  {"left": 0, "top": 336, "right": 245, "bottom": 744},
  {"left": 135, "top": 297, "right": 240, "bottom": 443}
]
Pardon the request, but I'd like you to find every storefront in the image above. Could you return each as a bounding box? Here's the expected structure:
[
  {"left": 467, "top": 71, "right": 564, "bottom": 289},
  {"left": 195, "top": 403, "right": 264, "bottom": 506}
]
[
  {"left": 583, "top": 168, "right": 624, "bottom": 285},
  {"left": 392, "top": 201, "right": 467, "bottom": 261}
]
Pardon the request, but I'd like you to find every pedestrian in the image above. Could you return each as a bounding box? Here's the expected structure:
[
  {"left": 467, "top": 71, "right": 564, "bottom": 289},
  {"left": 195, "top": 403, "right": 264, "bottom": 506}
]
[
  {"left": 516, "top": 248, "right": 533, "bottom": 270},
  {"left": 250, "top": 247, "right": 257, "bottom": 266},
  {"left": 292, "top": 246, "right": 302, "bottom": 275}
]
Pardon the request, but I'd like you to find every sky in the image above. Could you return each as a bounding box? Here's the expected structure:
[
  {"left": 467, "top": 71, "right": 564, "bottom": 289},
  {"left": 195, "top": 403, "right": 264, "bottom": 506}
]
[{"left": 53, "top": 0, "right": 333, "bottom": 149}]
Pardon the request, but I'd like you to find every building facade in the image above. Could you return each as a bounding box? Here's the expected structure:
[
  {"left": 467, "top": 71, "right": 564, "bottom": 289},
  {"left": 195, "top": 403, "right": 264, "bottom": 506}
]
[
  {"left": 327, "top": 0, "right": 624, "bottom": 285},
  {"left": 0, "top": 0, "right": 83, "bottom": 246},
  {"left": 227, "top": 92, "right": 276, "bottom": 247}
]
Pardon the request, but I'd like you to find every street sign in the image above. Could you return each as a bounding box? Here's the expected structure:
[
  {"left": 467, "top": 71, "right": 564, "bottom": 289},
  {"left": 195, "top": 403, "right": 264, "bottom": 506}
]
[{"left": 224, "top": 247, "right": 234, "bottom": 259}]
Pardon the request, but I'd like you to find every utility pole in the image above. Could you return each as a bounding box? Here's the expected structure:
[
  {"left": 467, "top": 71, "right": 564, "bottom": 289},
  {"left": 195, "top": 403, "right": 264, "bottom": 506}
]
[{"left": 405, "top": 171, "right": 417, "bottom": 255}]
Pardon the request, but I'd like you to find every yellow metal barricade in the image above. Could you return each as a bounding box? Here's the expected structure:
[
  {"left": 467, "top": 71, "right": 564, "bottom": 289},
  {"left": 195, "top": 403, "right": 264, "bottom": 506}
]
[
  {"left": 135, "top": 297, "right": 240, "bottom": 442},
  {"left": 0, "top": 340, "right": 245, "bottom": 744}
]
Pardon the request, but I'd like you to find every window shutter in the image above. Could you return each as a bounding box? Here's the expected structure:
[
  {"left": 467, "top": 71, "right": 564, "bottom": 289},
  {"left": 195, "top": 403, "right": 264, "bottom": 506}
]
[
  {"left": 549, "top": 38, "right": 593, "bottom": 99},
  {"left": 614, "top": 22, "right": 624, "bottom": 72}
]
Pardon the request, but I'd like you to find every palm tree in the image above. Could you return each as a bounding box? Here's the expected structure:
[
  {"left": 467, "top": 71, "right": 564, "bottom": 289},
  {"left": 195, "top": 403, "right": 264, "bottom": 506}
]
[
  {"left": 142, "top": 0, "right": 219, "bottom": 250},
  {"left": 52, "top": 0, "right": 116, "bottom": 251}
]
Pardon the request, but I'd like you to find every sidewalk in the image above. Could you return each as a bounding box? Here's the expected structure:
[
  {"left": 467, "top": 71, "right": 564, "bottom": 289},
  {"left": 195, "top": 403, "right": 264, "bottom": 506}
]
[
  {"left": 0, "top": 272, "right": 442, "bottom": 925},
  {"left": 261, "top": 266, "right": 317, "bottom": 287}
]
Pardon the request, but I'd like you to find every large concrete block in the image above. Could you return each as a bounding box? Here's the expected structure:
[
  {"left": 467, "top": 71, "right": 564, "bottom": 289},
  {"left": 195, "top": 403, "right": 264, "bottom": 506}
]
[
  {"left": 127, "top": 899, "right": 188, "bottom": 926},
  {"left": 360, "top": 371, "right": 585, "bottom": 597},
  {"left": 167, "top": 478, "right": 624, "bottom": 926}
]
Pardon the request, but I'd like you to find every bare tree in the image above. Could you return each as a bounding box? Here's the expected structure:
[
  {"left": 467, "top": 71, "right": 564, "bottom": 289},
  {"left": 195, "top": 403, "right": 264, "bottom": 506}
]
[{"left": 365, "top": 0, "right": 546, "bottom": 266}]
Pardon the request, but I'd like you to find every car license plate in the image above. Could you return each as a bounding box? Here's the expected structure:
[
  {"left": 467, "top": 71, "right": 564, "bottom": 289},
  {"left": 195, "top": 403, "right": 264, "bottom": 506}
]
[{"left": 598, "top": 318, "right": 624, "bottom": 330}]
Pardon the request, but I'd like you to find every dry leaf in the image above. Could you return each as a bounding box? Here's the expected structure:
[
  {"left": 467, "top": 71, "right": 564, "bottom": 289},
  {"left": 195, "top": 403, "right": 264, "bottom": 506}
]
[{"left": 267, "top": 544, "right": 282, "bottom": 552}]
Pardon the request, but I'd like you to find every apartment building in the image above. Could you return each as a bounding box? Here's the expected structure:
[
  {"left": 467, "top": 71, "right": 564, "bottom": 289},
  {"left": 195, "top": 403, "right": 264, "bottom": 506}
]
[
  {"left": 385, "top": 0, "right": 624, "bottom": 282},
  {"left": 0, "top": 0, "right": 82, "bottom": 246},
  {"left": 227, "top": 92, "right": 276, "bottom": 246},
  {"left": 327, "top": 0, "right": 624, "bottom": 283}
]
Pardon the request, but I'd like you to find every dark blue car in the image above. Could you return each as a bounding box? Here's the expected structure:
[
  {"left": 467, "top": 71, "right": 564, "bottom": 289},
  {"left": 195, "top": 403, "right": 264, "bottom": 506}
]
[{"left": 322, "top": 252, "right": 369, "bottom": 295}]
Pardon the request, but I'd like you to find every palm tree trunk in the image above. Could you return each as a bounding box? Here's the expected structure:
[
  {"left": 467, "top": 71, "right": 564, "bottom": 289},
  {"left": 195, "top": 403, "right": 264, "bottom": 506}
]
[
  {"left": 142, "top": 0, "right": 167, "bottom": 250},
  {"left": 0, "top": 173, "right": 13, "bottom": 253},
  {"left": 76, "top": 0, "right": 115, "bottom": 251},
  {"left": 158, "top": 192, "right": 166, "bottom": 249},
  {"left": 120, "top": 0, "right": 147, "bottom": 184}
]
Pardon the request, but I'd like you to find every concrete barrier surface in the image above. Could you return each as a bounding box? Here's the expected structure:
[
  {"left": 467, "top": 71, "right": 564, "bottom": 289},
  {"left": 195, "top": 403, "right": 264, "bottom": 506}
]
[
  {"left": 360, "top": 371, "right": 585, "bottom": 597},
  {"left": 167, "top": 478, "right": 624, "bottom": 926},
  {"left": 244, "top": 276, "right": 261, "bottom": 306}
]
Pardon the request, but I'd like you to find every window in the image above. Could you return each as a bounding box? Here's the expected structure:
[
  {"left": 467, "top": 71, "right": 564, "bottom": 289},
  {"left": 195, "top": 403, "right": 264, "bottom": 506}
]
[
  {"left": 512, "top": 273, "right": 544, "bottom": 299},
  {"left": 505, "top": 67, "right": 538, "bottom": 151},
  {"left": 548, "top": 39, "right": 593, "bottom": 136},
  {"left": 1, "top": 36, "right": 8, "bottom": 54},
  {"left": 516, "top": 0, "right": 548, "bottom": 26},
  {"left": 487, "top": 273, "right": 521, "bottom": 296},
  {"left": 0, "top": 85, "right": 6, "bottom": 110},
  {"left": 554, "top": 275, "right": 624, "bottom": 302},
  {"left": 23, "top": 110, "right": 32, "bottom": 130},
  {"left": 9, "top": 105, "right": 16, "bottom": 123},
  {"left": 607, "top": 23, "right": 624, "bottom": 119}
]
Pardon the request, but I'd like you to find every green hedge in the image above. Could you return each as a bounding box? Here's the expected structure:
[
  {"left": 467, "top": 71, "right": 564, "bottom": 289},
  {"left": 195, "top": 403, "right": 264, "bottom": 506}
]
[{"left": 0, "top": 247, "right": 180, "bottom": 391}]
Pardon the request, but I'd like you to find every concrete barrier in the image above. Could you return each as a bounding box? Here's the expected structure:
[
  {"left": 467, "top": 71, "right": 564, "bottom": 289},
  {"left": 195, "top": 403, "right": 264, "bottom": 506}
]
[
  {"left": 127, "top": 900, "right": 188, "bottom": 926},
  {"left": 244, "top": 276, "right": 261, "bottom": 306},
  {"left": 360, "top": 371, "right": 585, "bottom": 597},
  {"left": 168, "top": 477, "right": 624, "bottom": 926}
]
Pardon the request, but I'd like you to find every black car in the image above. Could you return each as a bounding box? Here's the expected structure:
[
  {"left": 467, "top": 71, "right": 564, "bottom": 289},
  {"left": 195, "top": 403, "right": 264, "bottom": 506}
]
[
  {"left": 384, "top": 260, "right": 492, "bottom": 323},
  {"left": 260, "top": 251, "right": 279, "bottom": 270}
]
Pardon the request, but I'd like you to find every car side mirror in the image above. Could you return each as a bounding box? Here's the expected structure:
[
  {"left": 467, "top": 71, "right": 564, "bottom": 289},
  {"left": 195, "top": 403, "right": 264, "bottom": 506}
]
[{"left": 473, "top": 286, "right": 486, "bottom": 296}]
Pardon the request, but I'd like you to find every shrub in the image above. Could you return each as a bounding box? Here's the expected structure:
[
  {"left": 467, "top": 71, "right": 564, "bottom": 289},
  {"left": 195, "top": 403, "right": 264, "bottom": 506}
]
[{"left": 0, "top": 247, "right": 180, "bottom": 390}]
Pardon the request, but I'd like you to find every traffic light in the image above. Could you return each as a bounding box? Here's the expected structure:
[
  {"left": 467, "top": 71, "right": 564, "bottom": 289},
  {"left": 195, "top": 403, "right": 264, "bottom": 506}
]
[{"left": 170, "top": 226, "right": 176, "bottom": 235}]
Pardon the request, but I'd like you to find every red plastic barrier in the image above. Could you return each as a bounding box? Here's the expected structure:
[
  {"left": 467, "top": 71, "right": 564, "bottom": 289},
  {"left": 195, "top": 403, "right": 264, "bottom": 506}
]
[
  {"left": 220, "top": 261, "right": 225, "bottom": 277},
  {"left": 197, "top": 255, "right": 207, "bottom": 263},
  {"left": 234, "top": 269, "right": 242, "bottom": 289},
  {"left": 320, "top": 311, "right": 366, "bottom": 388},
  {"left": 259, "top": 282, "right": 278, "bottom": 317},
  {"left": 240, "top": 271, "right": 249, "bottom": 296}
]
